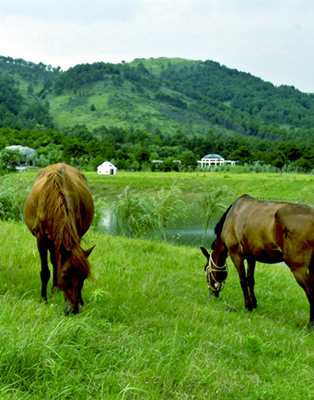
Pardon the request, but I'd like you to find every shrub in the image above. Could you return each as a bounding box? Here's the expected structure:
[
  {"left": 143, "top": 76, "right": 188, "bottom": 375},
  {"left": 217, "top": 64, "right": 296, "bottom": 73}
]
[
  {"left": 0, "top": 174, "right": 30, "bottom": 221},
  {"left": 0, "top": 193, "right": 21, "bottom": 221}
]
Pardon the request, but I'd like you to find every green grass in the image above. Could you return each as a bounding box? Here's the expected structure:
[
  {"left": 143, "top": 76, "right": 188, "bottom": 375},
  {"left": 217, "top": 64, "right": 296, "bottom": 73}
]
[
  {"left": 84, "top": 170, "right": 314, "bottom": 206},
  {"left": 0, "top": 220, "right": 314, "bottom": 399},
  {"left": 4, "top": 169, "right": 314, "bottom": 196}
]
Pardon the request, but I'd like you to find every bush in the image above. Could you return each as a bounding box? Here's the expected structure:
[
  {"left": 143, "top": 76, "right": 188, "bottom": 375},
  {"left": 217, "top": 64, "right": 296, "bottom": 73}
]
[
  {"left": 0, "top": 174, "right": 30, "bottom": 221},
  {"left": 0, "top": 193, "right": 21, "bottom": 221}
]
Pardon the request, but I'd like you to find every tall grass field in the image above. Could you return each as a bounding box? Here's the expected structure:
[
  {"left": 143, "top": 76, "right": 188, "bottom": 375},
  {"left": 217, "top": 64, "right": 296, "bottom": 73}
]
[{"left": 0, "top": 171, "right": 314, "bottom": 399}]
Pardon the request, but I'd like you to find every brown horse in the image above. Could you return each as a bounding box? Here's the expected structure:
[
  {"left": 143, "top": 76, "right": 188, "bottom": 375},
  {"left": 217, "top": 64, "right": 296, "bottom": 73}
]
[
  {"left": 201, "top": 194, "right": 314, "bottom": 328},
  {"left": 24, "top": 163, "right": 95, "bottom": 314}
]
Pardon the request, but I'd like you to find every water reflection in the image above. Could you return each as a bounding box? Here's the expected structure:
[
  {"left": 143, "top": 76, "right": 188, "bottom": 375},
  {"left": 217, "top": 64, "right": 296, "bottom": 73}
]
[{"left": 100, "top": 205, "right": 216, "bottom": 248}]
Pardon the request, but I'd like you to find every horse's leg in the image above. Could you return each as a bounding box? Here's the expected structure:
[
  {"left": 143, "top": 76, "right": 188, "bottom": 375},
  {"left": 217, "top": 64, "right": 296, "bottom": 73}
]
[
  {"left": 231, "top": 254, "right": 252, "bottom": 311},
  {"left": 309, "top": 264, "right": 314, "bottom": 329},
  {"left": 48, "top": 241, "right": 58, "bottom": 295},
  {"left": 37, "top": 237, "right": 50, "bottom": 302},
  {"left": 290, "top": 264, "right": 314, "bottom": 328},
  {"left": 307, "top": 294, "right": 314, "bottom": 329},
  {"left": 247, "top": 257, "right": 257, "bottom": 309}
]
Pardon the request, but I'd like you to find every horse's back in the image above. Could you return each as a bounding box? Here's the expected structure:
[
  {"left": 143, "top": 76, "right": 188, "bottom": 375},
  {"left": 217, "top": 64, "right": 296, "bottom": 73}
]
[
  {"left": 275, "top": 203, "right": 314, "bottom": 264},
  {"left": 221, "top": 194, "right": 314, "bottom": 264},
  {"left": 222, "top": 195, "right": 289, "bottom": 262},
  {"left": 24, "top": 164, "right": 94, "bottom": 238}
]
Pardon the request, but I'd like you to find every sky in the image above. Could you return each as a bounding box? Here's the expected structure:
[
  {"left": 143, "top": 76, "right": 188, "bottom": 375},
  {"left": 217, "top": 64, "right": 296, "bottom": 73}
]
[{"left": 1, "top": 0, "right": 314, "bottom": 92}]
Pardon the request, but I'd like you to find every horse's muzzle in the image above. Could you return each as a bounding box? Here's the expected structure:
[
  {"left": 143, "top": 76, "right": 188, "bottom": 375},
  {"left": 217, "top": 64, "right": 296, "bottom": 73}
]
[
  {"left": 209, "top": 288, "right": 220, "bottom": 298},
  {"left": 64, "top": 302, "right": 81, "bottom": 315}
]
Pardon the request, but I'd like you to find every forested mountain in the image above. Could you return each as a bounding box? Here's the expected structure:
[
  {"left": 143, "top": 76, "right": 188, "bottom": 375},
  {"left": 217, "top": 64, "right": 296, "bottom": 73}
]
[{"left": 1, "top": 55, "right": 314, "bottom": 172}]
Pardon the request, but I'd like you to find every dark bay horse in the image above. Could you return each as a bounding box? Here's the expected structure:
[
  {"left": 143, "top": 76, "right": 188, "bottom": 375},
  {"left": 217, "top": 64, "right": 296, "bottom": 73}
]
[
  {"left": 201, "top": 194, "right": 314, "bottom": 328},
  {"left": 24, "top": 163, "right": 95, "bottom": 314}
]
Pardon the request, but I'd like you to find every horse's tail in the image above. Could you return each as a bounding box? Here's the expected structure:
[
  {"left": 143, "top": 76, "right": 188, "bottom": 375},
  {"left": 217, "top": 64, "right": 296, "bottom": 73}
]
[
  {"left": 38, "top": 166, "right": 81, "bottom": 247},
  {"left": 214, "top": 204, "right": 233, "bottom": 237}
]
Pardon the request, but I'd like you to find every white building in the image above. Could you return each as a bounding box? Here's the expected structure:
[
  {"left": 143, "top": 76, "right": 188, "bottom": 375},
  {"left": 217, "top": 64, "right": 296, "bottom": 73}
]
[
  {"left": 97, "top": 161, "right": 117, "bottom": 175},
  {"left": 198, "top": 154, "right": 236, "bottom": 168},
  {"left": 5, "top": 145, "right": 37, "bottom": 171}
]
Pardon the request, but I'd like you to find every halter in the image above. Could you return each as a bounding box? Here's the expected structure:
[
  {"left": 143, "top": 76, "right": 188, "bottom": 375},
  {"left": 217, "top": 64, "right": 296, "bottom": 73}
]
[{"left": 206, "top": 251, "right": 228, "bottom": 292}]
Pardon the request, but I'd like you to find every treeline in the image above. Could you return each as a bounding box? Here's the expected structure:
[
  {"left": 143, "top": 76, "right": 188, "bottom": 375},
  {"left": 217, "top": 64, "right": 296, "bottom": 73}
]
[
  {"left": 0, "top": 56, "right": 61, "bottom": 83},
  {"left": 1, "top": 124, "right": 314, "bottom": 173}
]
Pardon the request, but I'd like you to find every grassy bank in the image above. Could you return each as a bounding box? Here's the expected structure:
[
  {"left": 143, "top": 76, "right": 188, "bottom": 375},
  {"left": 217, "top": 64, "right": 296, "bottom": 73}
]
[
  {"left": 6, "top": 169, "right": 314, "bottom": 202},
  {"left": 85, "top": 170, "right": 314, "bottom": 203},
  {"left": 0, "top": 221, "right": 314, "bottom": 399}
]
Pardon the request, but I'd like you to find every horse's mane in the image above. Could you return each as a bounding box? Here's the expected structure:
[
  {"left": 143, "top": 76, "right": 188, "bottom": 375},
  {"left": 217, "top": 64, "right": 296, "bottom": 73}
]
[
  {"left": 214, "top": 204, "right": 233, "bottom": 237},
  {"left": 38, "top": 166, "right": 91, "bottom": 283},
  {"left": 211, "top": 203, "right": 233, "bottom": 250}
]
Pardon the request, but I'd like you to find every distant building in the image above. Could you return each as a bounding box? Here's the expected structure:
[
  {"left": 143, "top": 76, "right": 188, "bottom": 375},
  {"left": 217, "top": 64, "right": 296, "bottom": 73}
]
[
  {"left": 97, "top": 161, "right": 117, "bottom": 175},
  {"left": 198, "top": 154, "right": 236, "bottom": 168},
  {"left": 5, "top": 145, "right": 37, "bottom": 171}
]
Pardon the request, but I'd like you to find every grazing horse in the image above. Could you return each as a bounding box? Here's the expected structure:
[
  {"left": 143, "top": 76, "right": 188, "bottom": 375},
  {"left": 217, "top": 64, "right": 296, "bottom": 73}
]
[
  {"left": 200, "top": 194, "right": 314, "bottom": 328},
  {"left": 24, "top": 163, "right": 95, "bottom": 314}
]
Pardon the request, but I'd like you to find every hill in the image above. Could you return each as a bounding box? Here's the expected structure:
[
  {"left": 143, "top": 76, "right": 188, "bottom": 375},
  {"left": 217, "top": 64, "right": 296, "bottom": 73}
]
[
  {"left": 1, "top": 55, "right": 314, "bottom": 137},
  {"left": 1, "top": 55, "right": 314, "bottom": 172}
]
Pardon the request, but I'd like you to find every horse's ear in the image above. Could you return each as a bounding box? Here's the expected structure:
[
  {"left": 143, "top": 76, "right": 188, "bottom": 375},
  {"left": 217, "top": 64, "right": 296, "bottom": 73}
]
[
  {"left": 200, "top": 247, "right": 209, "bottom": 260},
  {"left": 84, "top": 245, "right": 96, "bottom": 258}
]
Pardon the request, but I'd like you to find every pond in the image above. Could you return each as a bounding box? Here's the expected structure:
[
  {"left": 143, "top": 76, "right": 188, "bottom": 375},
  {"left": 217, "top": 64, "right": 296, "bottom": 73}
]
[{"left": 99, "top": 196, "right": 219, "bottom": 249}]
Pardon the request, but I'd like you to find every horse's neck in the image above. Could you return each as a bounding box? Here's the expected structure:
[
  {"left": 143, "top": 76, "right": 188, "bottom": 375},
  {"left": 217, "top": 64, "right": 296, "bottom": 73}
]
[{"left": 213, "top": 237, "right": 228, "bottom": 264}]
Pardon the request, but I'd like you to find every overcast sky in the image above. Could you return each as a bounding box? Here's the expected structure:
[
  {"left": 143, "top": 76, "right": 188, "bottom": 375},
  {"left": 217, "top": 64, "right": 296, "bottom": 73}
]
[{"left": 1, "top": 0, "right": 313, "bottom": 92}]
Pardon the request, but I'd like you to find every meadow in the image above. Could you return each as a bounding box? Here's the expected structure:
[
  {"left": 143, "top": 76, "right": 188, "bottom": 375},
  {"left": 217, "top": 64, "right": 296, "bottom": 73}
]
[{"left": 1, "top": 170, "right": 314, "bottom": 399}]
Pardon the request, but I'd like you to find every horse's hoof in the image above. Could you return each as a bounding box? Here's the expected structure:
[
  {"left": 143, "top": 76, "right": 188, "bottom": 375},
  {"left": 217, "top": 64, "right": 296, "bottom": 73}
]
[{"left": 246, "top": 304, "right": 253, "bottom": 311}]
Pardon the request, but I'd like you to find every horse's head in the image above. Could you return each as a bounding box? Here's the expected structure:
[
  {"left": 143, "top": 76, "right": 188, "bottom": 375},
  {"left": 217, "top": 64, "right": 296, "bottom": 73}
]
[
  {"left": 59, "top": 245, "right": 95, "bottom": 314},
  {"left": 200, "top": 246, "right": 228, "bottom": 298}
]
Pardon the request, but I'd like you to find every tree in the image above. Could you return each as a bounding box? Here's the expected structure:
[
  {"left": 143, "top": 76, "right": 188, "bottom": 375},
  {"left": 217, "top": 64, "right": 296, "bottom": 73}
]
[
  {"left": 179, "top": 150, "right": 197, "bottom": 169},
  {"left": 296, "top": 157, "right": 313, "bottom": 173},
  {"left": 27, "top": 84, "right": 34, "bottom": 95},
  {"left": 62, "top": 139, "right": 87, "bottom": 161},
  {"left": 228, "top": 146, "right": 253, "bottom": 164},
  {"left": 161, "top": 157, "right": 180, "bottom": 172},
  {"left": 270, "top": 151, "right": 286, "bottom": 174},
  {"left": 0, "top": 149, "right": 21, "bottom": 174},
  {"left": 67, "top": 124, "right": 93, "bottom": 142},
  {"left": 20, "top": 101, "right": 54, "bottom": 128},
  {"left": 134, "top": 147, "right": 151, "bottom": 170}
]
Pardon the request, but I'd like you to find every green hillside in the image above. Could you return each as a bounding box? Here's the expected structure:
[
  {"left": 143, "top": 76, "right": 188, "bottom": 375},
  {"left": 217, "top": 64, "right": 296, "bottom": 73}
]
[
  {"left": 1, "top": 55, "right": 314, "bottom": 172},
  {"left": 47, "top": 58, "right": 219, "bottom": 135},
  {"left": 2, "top": 55, "right": 314, "bottom": 137}
]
